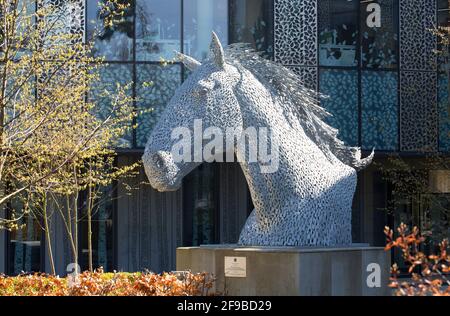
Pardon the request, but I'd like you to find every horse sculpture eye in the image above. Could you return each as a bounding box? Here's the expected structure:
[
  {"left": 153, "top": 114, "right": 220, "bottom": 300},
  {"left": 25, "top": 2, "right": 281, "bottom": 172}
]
[
  {"left": 192, "top": 87, "right": 209, "bottom": 101},
  {"left": 199, "top": 87, "right": 209, "bottom": 96}
]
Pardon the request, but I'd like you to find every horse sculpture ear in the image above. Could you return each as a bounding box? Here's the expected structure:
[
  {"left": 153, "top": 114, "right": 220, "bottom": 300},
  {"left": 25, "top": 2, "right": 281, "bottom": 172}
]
[
  {"left": 210, "top": 31, "right": 225, "bottom": 69},
  {"left": 175, "top": 51, "right": 201, "bottom": 71}
]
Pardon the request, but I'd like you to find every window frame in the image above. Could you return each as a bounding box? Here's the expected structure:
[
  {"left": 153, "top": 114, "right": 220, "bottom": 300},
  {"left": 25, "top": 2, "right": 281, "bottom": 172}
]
[
  {"left": 76, "top": 179, "right": 119, "bottom": 273},
  {"left": 317, "top": 0, "right": 401, "bottom": 152},
  {"left": 5, "top": 200, "right": 45, "bottom": 275},
  {"left": 86, "top": 0, "right": 276, "bottom": 151}
]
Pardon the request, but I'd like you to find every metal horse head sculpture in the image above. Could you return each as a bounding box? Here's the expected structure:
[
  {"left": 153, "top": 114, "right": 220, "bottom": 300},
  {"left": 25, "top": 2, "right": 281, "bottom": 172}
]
[{"left": 143, "top": 32, "right": 374, "bottom": 247}]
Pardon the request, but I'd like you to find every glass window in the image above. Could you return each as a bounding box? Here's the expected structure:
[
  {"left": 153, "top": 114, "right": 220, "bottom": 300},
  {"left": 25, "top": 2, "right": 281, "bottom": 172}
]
[
  {"left": 184, "top": 0, "right": 228, "bottom": 61},
  {"left": 420, "top": 194, "right": 450, "bottom": 258},
  {"left": 389, "top": 189, "right": 417, "bottom": 274},
  {"left": 438, "top": 0, "right": 449, "bottom": 10},
  {"left": 229, "top": 0, "right": 274, "bottom": 59},
  {"left": 87, "top": 0, "right": 134, "bottom": 61},
  {"left": 438, "top": 9, "right": 450, "bottom": 28},
  {"left": 351, "top": 174, "right": 362, "bottom": 242},
  {"left": 318, "top": 0, "right": 358, "bottom": 67},
  {"left": 8, "top": 213, "right": 41, "bottom": 275},
  {"left": 370, "top": 171, "right": 391, "bottom": 246},
  {"left": 89, "top": 64, "right": 133, "bottom": 148},
  {"left": 438, "top": 73, "right": 450, "bottom": 152},
  {"left": 360, "top": 0, "right": 398, "bottom": 69},
  {"left": 183, "top": 164, "right": 219, "bottom": 246},
  {"left": 438, "top": 0, "right": 449, "bottom": 23},
  {"left": 79, "top": 185, "right": 115, "bottom": 272},
  {"left": 136, "top": 0, "right": 181, "bottom": 61},
  {"left": 319, "top": 69, "right": 359, "bottom": 146},
  {"left": 438, "top": 4, "right": 450, "bottom": 72},
  {"left": 361, "top": 71, "right": 398, "bottom": 150},
  {"left": 136, "top": 64, "right": 182, "bottom": 147}
]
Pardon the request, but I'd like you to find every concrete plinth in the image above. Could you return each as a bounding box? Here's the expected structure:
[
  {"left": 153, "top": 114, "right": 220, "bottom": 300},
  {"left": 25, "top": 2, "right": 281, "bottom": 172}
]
[{"left": 176, "top": 244, "right": 391, "bottom": 296}]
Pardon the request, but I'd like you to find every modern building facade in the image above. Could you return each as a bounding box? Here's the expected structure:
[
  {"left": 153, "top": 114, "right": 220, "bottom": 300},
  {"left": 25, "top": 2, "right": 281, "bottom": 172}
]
[{"left": 0, "top": 0, "right": 449, "bottom": 276}]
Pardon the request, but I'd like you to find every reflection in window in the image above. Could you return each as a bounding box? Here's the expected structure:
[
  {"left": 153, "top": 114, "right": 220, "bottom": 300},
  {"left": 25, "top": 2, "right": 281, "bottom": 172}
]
[
  {"left": 438, "top": 73, "right": 450, "bottom": 152},
  {"left": 438, "top": 0, "right": 450, "bottom": 10},
  {"left": 369, "top": 172, "right": 390, "bottom": 246},
  {"left": 184, "top": 0, "right": 228, "bottom": 60},
  {"left": 183, "top": 164, "right": 219, "bottom": 246},
  {"left": 351, "top": 174, "right": 362, "bottom": 243},
  {"left": 392, "top": 195, "right": 414, "bottom": 273},
  {"left": 136, "top": 64, "right": 182, "bottom": 147},
  {"left": 319, "top": 69, "right": 358, "bottom": 146},
  {"left": 439, "top": 9, "right": 450, "bottom": 28},
  {"left": 89, "top": 64, "right": 133, "bottom": 148},
  {"left": 79, "top": 186, "right": 115, "bottom": 272},
  {"left": 136, "top": 0, "right": 181, "bottom": 61},
  {"left": 360, "top": 0, "right": 398, "bottom": 69},
  {"left": 361, "top": 71, "right": 398, "bottom": 150},
  {"left": 438, "top": 4, "right": 450, "bottom": 73},
  {"left": 87, "top": 0, "right": 134, "bottom": 61},
  {"left": 420, "top": 194, "right": 450, "bottom": 259},
  {"left": 229, "top": 0, "right": 274, "bottom": 59},
  {"left": 8, "top": 213, "right": 41, "bottom": 275},
  {"left": 318, "top": 0, "right": 358, "bottom": 67},
  {"left": 438, "top": 4, "right": 450, "bottom": 152}
]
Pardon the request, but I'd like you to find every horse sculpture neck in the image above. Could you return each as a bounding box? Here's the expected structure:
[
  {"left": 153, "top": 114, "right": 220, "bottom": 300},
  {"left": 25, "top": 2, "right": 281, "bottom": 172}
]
[{"left": 232, "top": 65, "right": 357, "bottom": 247}]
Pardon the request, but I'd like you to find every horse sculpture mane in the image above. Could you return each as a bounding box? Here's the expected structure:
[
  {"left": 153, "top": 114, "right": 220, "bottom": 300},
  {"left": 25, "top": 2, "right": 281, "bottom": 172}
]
[
  {"left": 224, "top": 44, "right": 374, "bottom": 170},
  {"left": 143, "top": 32, "right": 374, "bottom": 247}
]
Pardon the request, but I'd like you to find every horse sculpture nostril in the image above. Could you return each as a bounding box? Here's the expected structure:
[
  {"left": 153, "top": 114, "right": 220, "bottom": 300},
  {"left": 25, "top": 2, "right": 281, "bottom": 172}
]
[{"left": 152, "top": 153, "right": 164, "bottom": 169}]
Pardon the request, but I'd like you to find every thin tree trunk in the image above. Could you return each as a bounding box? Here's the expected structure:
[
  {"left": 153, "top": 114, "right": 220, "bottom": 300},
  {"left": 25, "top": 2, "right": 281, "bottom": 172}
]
[
  {"left": 73, "top": 167, "right": 79, "bottom": 268},
  {"left": 73, "top": 195, "right": 78, "bottom": 268},
  {"left": 65, "top": 194, "right": 78, "bottom": 266},
  {"left": 42, "top": 193, "right": 56, "bottom": 275},
  {"left": 87, "top": 186, "right": 93, "bottom": 272}
]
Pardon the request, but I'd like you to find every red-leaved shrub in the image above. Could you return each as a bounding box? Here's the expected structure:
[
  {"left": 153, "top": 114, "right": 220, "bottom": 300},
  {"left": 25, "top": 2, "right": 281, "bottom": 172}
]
[
  {"left": 0, "top": 269, "right": 215, "bottom": 296},
  {"left": 385, "top": 223, "right": 450, "bottom": 296}
]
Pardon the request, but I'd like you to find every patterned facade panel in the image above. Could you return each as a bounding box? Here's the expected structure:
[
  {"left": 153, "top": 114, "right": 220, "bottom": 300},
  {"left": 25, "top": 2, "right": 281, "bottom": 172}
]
[
  {"left": 39, "top": 0, "right": 85, "bottom": 43},
  {"left": 400, "top": 71, "right": 438, "bottom": 152},
  {"left": 89, "top": 64, "right": 134, "bottom": 148},
  {"left": 288, "top": 66, "right": 318, "bottom": 91},
  {"left": 136, "top": 64, "right": 182, "bottom": 148},
  {"left": 438, "top": 73, "right": 450, "bottom": 151},
  {"left": 319, "top": 69, "right": 359, "bottom": 146},
  {"left": 361, "top": 71, "right": 398, "bottom": 151},
  {"left": 400, "top": 0, "right": 437, "bottom": 71},
  {"left": 274, "top": 0, "right": 317, "bottom": 66}
]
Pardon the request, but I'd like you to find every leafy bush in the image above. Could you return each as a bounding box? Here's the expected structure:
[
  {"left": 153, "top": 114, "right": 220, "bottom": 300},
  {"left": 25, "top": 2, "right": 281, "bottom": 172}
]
[
  {"left": 385, "top": 224, "right": 450, "bottom": 296},
  {"left": 0, "top": 269, "right": 215, "bottom": 296}
]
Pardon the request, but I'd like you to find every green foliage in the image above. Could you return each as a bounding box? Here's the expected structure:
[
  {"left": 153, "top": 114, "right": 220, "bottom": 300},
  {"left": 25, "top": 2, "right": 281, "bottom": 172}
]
[{"left": 0, "top": 0, "right": 145, "bottom": 274}]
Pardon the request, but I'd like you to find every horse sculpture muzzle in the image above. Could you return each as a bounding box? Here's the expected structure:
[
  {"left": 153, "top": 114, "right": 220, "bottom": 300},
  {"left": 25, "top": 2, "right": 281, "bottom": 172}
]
[{"left": 143, "top": 150, "right": 181, "bottom": 192}]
